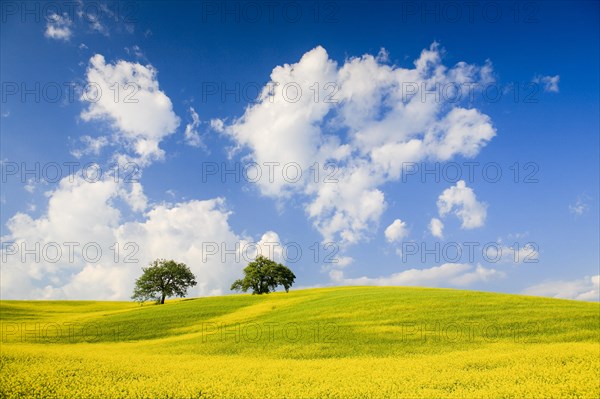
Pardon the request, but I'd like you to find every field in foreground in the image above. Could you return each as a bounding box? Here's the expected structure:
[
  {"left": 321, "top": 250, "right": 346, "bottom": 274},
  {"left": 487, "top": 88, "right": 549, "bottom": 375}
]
[{"left": 1, "top": 286, "right": 599, "bottom": 398}]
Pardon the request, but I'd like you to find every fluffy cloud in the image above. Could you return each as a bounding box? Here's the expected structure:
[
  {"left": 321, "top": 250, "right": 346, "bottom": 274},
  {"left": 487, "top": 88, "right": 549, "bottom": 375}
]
[
  {"left": 384, "top": 219, "right": 409, "bottom": 243},
  {"left": 305, "top": 163, "right": 386, "bottom": 244},
  {"left": 523, "top": 275, "right": 599, "bottom": 301},
  {"left": 0, "top": 174, "right": 273, "bottom": 300},
  {"left": 226, "top": 46, "right": 340, "bottom": 196},
  {"left": 223, "top": 44, "right": 496, "bottom": 245},
  {"left": 80, "top": 54, "right": 180, "bottom": 166},
  {"left": 184, "top": 107, "right": 203, "bottom": 148},
  {"left": 329, "top": 263, "right": 504, "bottom": 287},
  {"left": 437, "top": 180, "right": 487, "bottom": 229},
  {"left": 428, "top": 217, "right": 444, "bottom": 238},
  {"left": 240, "top": 231, "right": 285, "bottom": 264},
  {"left": 44, "top": 13, "right": 72, "bottom": 41}
]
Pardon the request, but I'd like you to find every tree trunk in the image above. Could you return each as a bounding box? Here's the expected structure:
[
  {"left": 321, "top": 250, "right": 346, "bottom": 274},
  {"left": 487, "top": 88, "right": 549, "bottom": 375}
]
[{"left": 160, "top": 292, "right": 166, "bottom": 304}]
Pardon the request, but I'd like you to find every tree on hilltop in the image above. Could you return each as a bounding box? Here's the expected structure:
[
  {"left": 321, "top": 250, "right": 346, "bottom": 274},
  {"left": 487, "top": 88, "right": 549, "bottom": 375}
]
[
  {"left": 132, "top": 259, "right": 197, "bottom": 304},
  {"left": 231, "top": 255, "right": 296, "bottom": 295}
]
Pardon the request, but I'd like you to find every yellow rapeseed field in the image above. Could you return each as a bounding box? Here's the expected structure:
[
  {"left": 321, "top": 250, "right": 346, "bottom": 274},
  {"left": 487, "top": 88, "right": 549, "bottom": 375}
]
[{"left": 1, "top": 287, "right": 599, "bottom": 398}]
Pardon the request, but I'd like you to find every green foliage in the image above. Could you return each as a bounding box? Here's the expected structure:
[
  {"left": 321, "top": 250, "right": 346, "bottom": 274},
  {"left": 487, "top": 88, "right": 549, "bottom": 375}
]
[
  {"left": 132, "top": 259, "right": 197, "bottom": 304},
  {"left": 231, "top": 255, "right": 296, "bottom": 294}
]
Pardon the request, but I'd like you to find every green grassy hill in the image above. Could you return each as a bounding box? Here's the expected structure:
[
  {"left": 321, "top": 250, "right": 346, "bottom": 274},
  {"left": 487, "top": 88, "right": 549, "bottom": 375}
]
[{"left": 1, "top": 287, "right": 599, "bottom": 398}]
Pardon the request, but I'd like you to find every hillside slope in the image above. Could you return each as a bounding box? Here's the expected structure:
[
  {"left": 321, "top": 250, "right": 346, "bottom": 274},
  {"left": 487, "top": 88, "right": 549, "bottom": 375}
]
[{"left": 1, "top": 287, "right": 599, "bottom": 398}]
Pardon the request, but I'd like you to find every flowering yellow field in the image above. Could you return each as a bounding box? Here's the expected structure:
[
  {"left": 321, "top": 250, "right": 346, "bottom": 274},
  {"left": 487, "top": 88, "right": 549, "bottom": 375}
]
[{"left": 1, "top": 287, "right": 599, "bottom": 398}]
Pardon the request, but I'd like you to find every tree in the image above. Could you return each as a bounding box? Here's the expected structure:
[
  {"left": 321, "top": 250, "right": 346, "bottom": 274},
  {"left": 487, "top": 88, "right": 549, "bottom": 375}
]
[
  {"left": 132, "top": 259, "right": 197, "bottom": 304},
  {"left": 231, "top": 255, "right": 296, "bottom": 294}
]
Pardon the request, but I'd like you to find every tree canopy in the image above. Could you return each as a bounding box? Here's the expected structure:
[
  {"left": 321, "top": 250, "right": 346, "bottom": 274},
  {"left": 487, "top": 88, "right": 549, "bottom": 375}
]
[
  {"left": 231, "top": 255, "right": 296, "bottom": 294},
  {"left": 132, "top": 259, "right": 197, "bottom": 304}
]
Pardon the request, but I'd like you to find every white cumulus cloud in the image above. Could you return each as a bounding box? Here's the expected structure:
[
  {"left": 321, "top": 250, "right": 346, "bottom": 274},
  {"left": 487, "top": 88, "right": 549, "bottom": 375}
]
[
  {"left": 44, "top": 13, "right": 73, "bottom": 41},
  {"left": 223, "top": 44, "right": 496, "bottom": 246},
  {"left": 384, "top": 219, "right": 409, "bottom": 243},
  {"left": 437, "top": 180, "right": 487, "bottom": 229},
  {"left": 0, "top": 173, "right": 276, "bottom": 300},
  {"left": 329, "top": 263, "right": 504, "bottom": 287},
  {"left": 80, "top": 54, "right": 180, "bottom": 166},
  {"left": 523, "top": 275, "right": 599, "bottom": 301},
  {"left": 428, "top": 217, "right": 444, "bottom": 238}
]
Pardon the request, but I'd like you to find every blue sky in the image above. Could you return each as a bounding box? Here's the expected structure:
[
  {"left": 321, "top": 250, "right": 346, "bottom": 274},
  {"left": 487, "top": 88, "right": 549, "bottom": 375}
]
[{"left": 0, "top": 1, "right": 598, "bottom": 300}]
